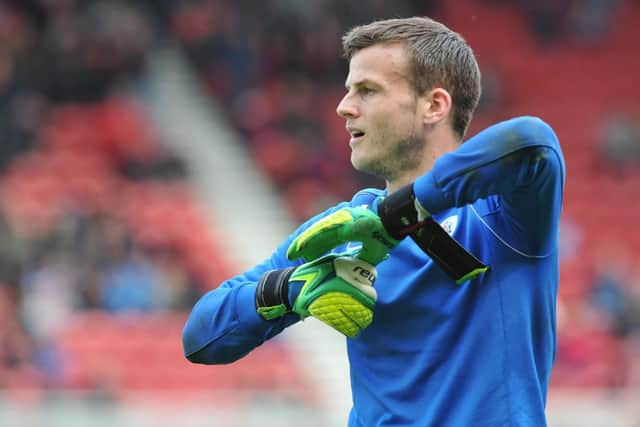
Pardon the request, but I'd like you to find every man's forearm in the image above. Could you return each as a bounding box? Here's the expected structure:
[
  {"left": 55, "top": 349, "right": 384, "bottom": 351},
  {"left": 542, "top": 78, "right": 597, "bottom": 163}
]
[
  {"left": 182, "top": 282, "right": 297, "bottom": 364},
  {"left": 414, "top": 116, "right": 561, "bottom": 214}
]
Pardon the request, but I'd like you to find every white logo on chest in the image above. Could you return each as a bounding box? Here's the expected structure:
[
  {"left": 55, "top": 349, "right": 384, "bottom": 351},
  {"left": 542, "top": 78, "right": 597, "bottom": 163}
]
[{"left": 440, "top": 215, "right": 459, "bottom": 236}]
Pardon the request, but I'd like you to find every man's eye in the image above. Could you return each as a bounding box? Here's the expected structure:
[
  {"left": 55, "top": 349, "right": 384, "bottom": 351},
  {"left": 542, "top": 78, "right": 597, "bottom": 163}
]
[{"left": 361, "top": 87, "right": 375, "bottom": 96}]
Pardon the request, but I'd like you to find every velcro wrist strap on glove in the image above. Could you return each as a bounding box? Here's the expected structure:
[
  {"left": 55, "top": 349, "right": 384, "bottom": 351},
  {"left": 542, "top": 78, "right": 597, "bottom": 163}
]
[
  {"left": 378, "top": 183, "right": 488, "bottom": 284},
  {"left": 378, "top": 184, "right": 428, "bottom": 239},
  {"left": 256, "top": 267, "right": 296, "bottom": 320}
]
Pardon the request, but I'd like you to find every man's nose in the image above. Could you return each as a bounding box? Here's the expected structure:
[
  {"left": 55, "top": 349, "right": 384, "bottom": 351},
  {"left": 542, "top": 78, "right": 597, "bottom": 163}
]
[{"left": 336, "top": 94, "right": 359, "bottom": 119}]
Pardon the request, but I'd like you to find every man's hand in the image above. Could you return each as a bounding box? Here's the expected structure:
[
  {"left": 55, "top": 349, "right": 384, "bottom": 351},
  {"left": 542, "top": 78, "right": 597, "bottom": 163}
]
[
  {"left": 256, "top": 253, "right": 378, "bottom": 338},
  {"left": 257, "top": 207, "right": 399, "bottom": 337},
  {"left": 286, "top": 207, "right": 399, "bottom": 265},
  {"left": 256, "top": 207, "right": 398, "bottom": 337}
]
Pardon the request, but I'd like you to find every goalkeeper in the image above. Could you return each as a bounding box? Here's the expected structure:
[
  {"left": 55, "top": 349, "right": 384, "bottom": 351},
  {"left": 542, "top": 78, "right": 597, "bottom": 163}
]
[{"left": 182, "top": 16, "right": 565, "bottom": 427}]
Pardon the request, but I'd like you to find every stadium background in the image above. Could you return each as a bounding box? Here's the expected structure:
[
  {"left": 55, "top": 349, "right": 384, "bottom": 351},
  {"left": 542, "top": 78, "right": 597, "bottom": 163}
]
[{"left": 1, "top": 1, "right": 639, "bottom": 426}]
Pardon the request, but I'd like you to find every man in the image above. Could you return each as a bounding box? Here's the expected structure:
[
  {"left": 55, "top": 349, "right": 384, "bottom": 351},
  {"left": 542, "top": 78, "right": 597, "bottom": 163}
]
[{"left": 182, "top": 17, "right": 565, "bottom": 426}]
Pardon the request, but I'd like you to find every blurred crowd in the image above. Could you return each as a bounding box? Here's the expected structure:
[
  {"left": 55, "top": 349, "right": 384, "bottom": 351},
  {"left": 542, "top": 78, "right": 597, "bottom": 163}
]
[
  {"left": 1, "top": 0, "right": 639, "bottom": 396},
  {"left": 0, "top": 1, "right": 224, "bottom": 390}
]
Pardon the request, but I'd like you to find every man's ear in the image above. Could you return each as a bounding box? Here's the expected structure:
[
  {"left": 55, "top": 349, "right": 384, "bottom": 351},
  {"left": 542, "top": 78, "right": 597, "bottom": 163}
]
[{"left": 423, "top": 88, "right": 452, "bottom": 125}]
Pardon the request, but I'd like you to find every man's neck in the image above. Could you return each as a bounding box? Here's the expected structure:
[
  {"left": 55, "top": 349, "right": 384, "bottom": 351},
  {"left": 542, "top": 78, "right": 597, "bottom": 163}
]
[{"left": 386, "top": 128, "right": 461, "bottom": 194}]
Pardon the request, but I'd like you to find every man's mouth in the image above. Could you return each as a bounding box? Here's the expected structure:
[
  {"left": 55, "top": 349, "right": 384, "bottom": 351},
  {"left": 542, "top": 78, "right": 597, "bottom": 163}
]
[{"left": 348, "top": 128, "right": 366, "bottom": 145}]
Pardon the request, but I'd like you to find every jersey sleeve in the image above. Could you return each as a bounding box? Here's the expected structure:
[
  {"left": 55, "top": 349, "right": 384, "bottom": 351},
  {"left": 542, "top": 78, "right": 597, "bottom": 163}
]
[
  {"left": 181, "top": 202, "right": 351, "bottom": 364},
  {"left": 413, "top": 116, "right": 566, "bottom": 256}
]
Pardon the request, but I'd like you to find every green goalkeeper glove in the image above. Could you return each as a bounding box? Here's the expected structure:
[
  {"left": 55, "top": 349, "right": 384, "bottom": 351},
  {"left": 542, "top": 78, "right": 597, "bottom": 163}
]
[
  {"left": 255, "top": 253, "right": 379, "bottom": 338},
  {"left": 256, "top": 206, "right": 399, "bottom": 337}
]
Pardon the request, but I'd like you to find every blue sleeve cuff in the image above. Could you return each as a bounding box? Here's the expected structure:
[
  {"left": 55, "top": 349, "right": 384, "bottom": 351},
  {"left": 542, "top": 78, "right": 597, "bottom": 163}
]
[{"left": 414, "top": 171, "right": 452, "bottom": 214}]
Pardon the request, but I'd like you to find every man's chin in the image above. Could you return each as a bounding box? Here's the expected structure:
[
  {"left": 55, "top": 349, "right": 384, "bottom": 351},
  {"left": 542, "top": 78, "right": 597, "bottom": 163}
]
[
  {"left": 350, "top": 154, "right": 368, "bottom": 172},
  {"left": 351, "top": 156, "right": 387, "bottom": 178}
]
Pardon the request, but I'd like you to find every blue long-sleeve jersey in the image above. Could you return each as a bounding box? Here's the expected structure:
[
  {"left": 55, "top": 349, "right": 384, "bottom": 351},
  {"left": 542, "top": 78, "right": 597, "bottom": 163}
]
[{"left": 182, "top": 116, "right": 565, "bottom": 426}]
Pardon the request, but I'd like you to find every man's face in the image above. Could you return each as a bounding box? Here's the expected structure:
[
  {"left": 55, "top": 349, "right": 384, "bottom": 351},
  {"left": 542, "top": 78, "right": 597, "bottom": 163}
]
[{"left": 336, "top": 43, "right": 426, "bottom": 181}]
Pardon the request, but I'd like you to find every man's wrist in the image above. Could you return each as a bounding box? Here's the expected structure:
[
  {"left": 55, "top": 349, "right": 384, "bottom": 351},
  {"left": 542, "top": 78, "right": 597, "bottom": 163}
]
[
  {"left": 255, "top": 267, "right": 296, "bottom": 320},
  {"left": 378, "top": 184, "right": 430, "bottom": 239}
]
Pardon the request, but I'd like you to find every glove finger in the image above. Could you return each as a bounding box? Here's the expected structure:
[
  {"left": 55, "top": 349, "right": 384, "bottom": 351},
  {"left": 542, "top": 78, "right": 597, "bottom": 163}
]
[
  {"left": 349, "top": 215, "right": 396, "bottom": 264},
  {"left": 287, "top": 209, "right": 356, "bottom": 261},
  {"left": 287, "top": 207, "right": 395, "bottom": 263}
]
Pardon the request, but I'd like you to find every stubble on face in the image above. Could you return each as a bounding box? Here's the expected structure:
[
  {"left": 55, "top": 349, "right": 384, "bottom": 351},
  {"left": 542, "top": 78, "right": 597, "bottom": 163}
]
[{"left": 354, "top": 102, "right": 426, "bottom": 183}]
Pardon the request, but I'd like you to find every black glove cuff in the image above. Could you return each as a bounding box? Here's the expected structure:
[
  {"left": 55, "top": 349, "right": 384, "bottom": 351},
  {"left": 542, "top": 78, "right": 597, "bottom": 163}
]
[
  {"left": 255, "top": 267, "right": 296, "bottom": 312},
  {"left": 378, "top": 184, "right": 422, "bottom": 239}
]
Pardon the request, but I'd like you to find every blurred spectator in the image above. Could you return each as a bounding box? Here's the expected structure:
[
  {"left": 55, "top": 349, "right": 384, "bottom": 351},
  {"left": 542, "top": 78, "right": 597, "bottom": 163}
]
[
  {"left": 20, "top": 240, "right": 80, "bottom": 342},
  {"left": 598, "top": 112, "right": 640, "bottom": 176},
  {"left": 100, "top": 245, "right": 168, "bottom": 313},
  {"left": 42, "top": 1, "right": 153, "bottom": 103},
  {"left": 151, "top": 247, "right": 201, "bottom": 311},
  {"left": 618, "top": 273, "right": 640, "bottom": 339},
  {"left": 76, "top": 213, "right": 169, "bottom": 313},
  {"left": 172, "top": 1, "right": 254, "bottom": 103},
  {"left": 0, "top": 5, "right": 43, "bottom": 171},
  {"left": 476, "top": 64, "right": 506, "bottom": 113},
  {"left": 0, "top": 281, "right": 45, "bottom": 388},
  {"left": 554, "top": 298, "right": 629, "bottom": 389},
  {"left": 512, "top": 0, "right": 621, "bottom": 45},
  {"left": 587, "top": 245, "right": 640, "bottom": 343},
  {"left": 517, "top": 0, "right": 572, "bottom": 44},
  {"left": 558, "top": 216, "right": 584, "bottom": 262},
  {"left": 589, "top": 261, "right": 627, "bottom": 334},
  {"left": 568, "top": 0, "right": 620, "bottom": 43}
]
